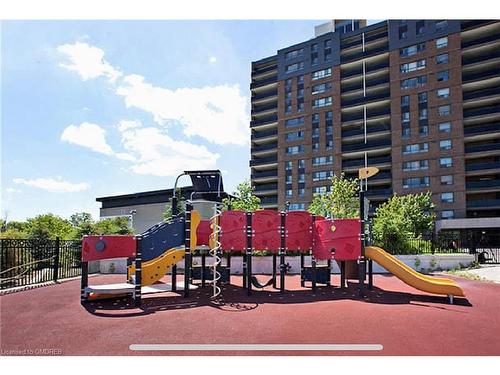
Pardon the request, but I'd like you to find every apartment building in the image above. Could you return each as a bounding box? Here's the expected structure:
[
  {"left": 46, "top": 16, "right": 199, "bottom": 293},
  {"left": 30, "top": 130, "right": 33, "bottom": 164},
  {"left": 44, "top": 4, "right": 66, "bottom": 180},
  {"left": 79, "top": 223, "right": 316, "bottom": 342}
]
[{"left": 249, "top": 19, "right": 500, "bottom": 229}]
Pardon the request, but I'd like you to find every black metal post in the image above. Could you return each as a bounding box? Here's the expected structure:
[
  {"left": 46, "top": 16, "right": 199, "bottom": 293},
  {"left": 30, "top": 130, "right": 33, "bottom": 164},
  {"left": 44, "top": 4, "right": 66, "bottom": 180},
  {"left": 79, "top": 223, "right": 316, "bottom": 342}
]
[
  {"left": 242, "top": 253, "right": 247, "bottom": 288},
  {"left": 272, "top": 253, "right": 277, "bottom": 288},
  {"left": 201, "top": 251, "right": 206, "bottom": 287},
  {"left": 300, "top": 253, "right": 305, "bottom": 287},
  {"left": 80, "top": 261, "right": 88, "bottom": 304},
  {"left": 311, "top": 251, "right": 317, "bottom": 293},
  {"left": 340, "top": 260, "right": 346, "bottom": 289},
  {"left": 368, "top": 259, "right": 373, "bottom": 290},
  {"left": 172, "top": 264, "right": 177, "bottom": 292},
  {"left": 326, "top": 259, "right": 332, "bottom": 287},
  {"left": 358, "top": 190, "right": 366, "bottom": 298},
  {"left": 184, "top": 202, "right": 193, "bottom": 297},
  {"left": 53, "top": 237, "right": 60, "bottom": 283},
  {"left": 227, "top": 253, "right": 231, "bottom": 284},
  {"left": 279, "top": 212, "right": 286, "bottom": 293},
  {"left": 246, "top": 212, "right": 253, "bottom": 296},
  {"left": 134, "top": 236, "right": 142, "bottom": 308}
]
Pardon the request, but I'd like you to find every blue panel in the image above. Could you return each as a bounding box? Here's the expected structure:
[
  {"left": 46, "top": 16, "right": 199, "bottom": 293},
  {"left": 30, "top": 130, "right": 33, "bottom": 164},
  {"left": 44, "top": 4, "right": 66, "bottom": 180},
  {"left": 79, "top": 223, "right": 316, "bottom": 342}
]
[{"left": 139, "top": 218, "right": 185, "bottom": 261}]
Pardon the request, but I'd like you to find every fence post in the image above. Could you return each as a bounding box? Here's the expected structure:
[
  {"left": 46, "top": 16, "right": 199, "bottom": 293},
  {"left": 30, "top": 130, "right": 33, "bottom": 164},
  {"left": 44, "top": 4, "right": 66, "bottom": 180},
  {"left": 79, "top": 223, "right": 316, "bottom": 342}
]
[
  {"left": 431, "top": 230, "right": 436, "bottom": 255},
  {"left": 53, "top": 237, "right": 60, "bottom": 282}
]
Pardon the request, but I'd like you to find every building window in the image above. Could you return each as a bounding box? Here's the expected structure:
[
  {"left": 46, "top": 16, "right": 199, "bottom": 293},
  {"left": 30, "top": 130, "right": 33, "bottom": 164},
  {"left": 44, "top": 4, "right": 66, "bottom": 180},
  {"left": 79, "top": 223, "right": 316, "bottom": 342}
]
[
  {"left": 298, "top": 159, "right": 306, "bottom": 169},
  {"left": 403, "top": 142, "right": 429, "bottom": 154},
  {"left": 441, "top": 192, "right": 454, "bottom": 203},
  {"left": 436, "top": 70, "right": 449, "bottom": 82},
  {"left": 326, "top": 140, "right": 334, "bottom": 151},
  {"left": 403, "top": 160, "right": 429, "bottom": 171},
  {"left": 312, "top": 127, "right": 320, "bottom": 137},
  {"left": 419, "top": 123, "right": 429, "bottom": 136},
  {"left": 436, "top": 37, "right": 448, "bottom": 49},
  {"left": 312, "top": 96, "right": 332, "bottom": 108},
  {"left": 312, "top": 171, "right": 333, "bottom": 182},
  {"left": 441, "top": 210, "right": 454, "bottom": 219},
  {"left": 285, "top": 175, "right": 293, "bottom": 184},
  {"left": 438, "top": 105, "right": 451, "bottom": 116},
  {"left": 402, "top": 123, "right": 411, "bottom": 138},
  {"left": 297, "top": 100, "right": 304, "bottom": 112},
  {"left": 401, "top": 95, "right": 410, "bottom": 107},
  {"left": 311, "top": 82, "right": 332, "bottom": 95},
  {"left": 399, "top": 42, "right": 426, "bottom": 57},
  {"left": 325, "top": 110, "right": 333, "bottom": 125},
  {"left": 289, "top": 203, "right": 306, "bottom": 211},
  {"left": 440, "top": 139, "right": 452, "bottom": 150},
  {"left": 439, "top": 122, "right": 451, "bottom": 133},
  {"left": 441, "top": 175, "right": 454, "bottom": 185},
  {"left": 440, "top": 157, "right": 453, "bottom": 168},
  {"left": 416, "top": 20, "right": 425, "bottom": 35},
  {"left": 312, "top": 142, "right": 320, "bottom": 151},
  {"left": 435, "top": 20, "right": 448, "bottom": 31},
  {"left": 418, "top": 91, "right": 428, "bottom": 104},
  {"left": 403, "top": 176, "right": 430, "bottom": 189},
  {"left": 324, "top": 40, "right": 332, "bottom": 61},
  {"left": 298, "top": 173, "right": 305, "bottom": 183},
  {"left": 437, "top": 87, "right": 450, "bottom": 98},
  {"left": 285, "top": 131, "right": 305, "bottom": 142},
  {"left": 312, "top": 68, "right": 332, "bottom": 80},
  {"left": 402, "top": 112, "right": 410, "bottom": 123},
  {"left": 436, "top": 53, "right": 449, "bottom": 65},
  {"left": 286, "top": 145, "right": 305, "bottom": 155},
  {"left": 298, "top": 188, "right": 305, "bottom": 197},
  {"left": 285, "top": 117, "right": 304, "bottom": 127},
  {"left": 400, "top": 59, "right": 426, "bottom": 73},
  {"left": 399, "top": 25, "right": 408, "bottom": 39},
  {"left": 312, "top": 156, "right": 333, "bottom": 166},
  {"left": 313, "top": 186, "right": 331, "bottom": 194},
  {"left": 285, "top": 48, "right": 304, "bottom": 60},
  {"left": 285, "top": 61, "right": 305, "bottom": 73},
  {"left": 286, "top": 189, "right": 293, "bottom": 198},
  {"left": 419, "top": 108, "right": 428, "bottom": 120},
  {"left": 401, "top": 75, "right": 427, "bottom": 89}
]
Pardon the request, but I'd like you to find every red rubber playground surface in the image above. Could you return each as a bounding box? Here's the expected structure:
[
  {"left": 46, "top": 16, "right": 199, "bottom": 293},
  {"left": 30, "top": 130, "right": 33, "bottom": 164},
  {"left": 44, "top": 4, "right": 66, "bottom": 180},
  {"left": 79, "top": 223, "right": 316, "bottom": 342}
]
[{"left": 1, "top": 274, "right": 500, "bottom": 356}]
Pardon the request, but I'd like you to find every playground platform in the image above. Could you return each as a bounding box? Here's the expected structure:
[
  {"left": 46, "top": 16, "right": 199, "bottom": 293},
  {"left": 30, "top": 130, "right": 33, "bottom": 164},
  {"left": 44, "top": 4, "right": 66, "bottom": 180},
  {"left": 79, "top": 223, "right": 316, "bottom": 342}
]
[{"left": 1, "top": 274, "right": 499, "bottom": 356}]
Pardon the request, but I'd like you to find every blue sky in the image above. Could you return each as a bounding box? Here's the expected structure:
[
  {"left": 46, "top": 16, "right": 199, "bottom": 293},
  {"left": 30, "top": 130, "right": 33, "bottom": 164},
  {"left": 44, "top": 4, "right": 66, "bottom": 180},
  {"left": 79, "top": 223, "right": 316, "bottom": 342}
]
[{"left": 2, "top": 20, "right": 338, "bottom": 221}]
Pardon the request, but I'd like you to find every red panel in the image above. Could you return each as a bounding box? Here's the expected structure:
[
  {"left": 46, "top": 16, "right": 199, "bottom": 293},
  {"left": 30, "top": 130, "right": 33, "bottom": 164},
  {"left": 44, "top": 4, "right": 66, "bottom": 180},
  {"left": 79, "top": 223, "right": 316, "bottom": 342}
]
[
  {"left": 313, "top": 219, "right": 361, "bottom": 261},
  {"left": 196, "top": 220, "right": 211, "bottom": 246},
  {"left": 82, "top": 235, "right": 136, "bottom": 262},
  {"left": 252, "top": 210, "right": 280, "bottom": 253},
  {"left": 285, "top": 211, "right": 313, "bottom": 252},
  {"left": 220, "top": 211, "right": 246, "bottom": 252}
]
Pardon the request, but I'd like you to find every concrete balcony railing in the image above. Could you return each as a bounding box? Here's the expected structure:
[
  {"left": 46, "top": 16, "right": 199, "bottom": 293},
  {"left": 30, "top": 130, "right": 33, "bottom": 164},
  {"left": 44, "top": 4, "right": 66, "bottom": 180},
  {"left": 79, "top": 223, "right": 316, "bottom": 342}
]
[
  {"left": 342, "top": 138, "right": 391, "bottom": 152},
  {"left": 251, "top": 170, "right": 278, "bottom": 180},
  {"left": 462, "top": 67, "right": 500, "bottom": 83},
  {"left": 249, "top": 155, "right": 278, "bottom": 167},
  {"left": 463, "top": 105, "right": 500, "bottom": 119},
  {"left": 466, "top": 179, "right": 500, "bottom": 190},
  {"left": 250, "top": 76, "right": 277, "bottom": 90},
  {"left": 251, "top": 142, "right": 278, "bottom": 153},
  {"left": 340, "top": 61, "right": 389, "bottom": 79},
  {"left": 465, "top": 143, "right": 500, "bottom": 153},
  {"left": 252, "top": 90, "right": 278, "bottom": 101},
  {"left": 466, "top": 161, "right": 500, "bottom": 171},
  {"left": 341, "top": 107, "right": 390, "bottom": 123},
  {"left": 463, "top": 122, "right": 500, "bottom": 136},
  {"left": 341, "top": 90, "right": 390, "bottom": 107},
  {"left": 463, "top": 86, "right": 500, "bottom": 101},
  {"left": 251, "top": 128, "right": 278, "bottom": 140},
  {"left": 250, "top": 114, "right": 278, "bottom": 127},
  {"left": 341, "top": 123, "right": 391, "bottom": 138},
  {"left": 467, "top": 199, "right": 500, "bottom": 208},
  {"left": 461, "top": 32, "right": 500, "bottom": 49},
  {"left": 462, "top": 49, "right": 500, "bottom": 66},
  {"left": 342, "top": 155, "right": 391, "bottom": 168}
]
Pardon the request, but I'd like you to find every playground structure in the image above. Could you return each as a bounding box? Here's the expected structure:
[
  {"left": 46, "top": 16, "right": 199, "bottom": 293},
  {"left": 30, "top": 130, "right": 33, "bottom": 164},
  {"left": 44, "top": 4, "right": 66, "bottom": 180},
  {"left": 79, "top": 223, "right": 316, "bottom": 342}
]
[{"left": 80, "top": 169, "right": 465, "bottom": 307}]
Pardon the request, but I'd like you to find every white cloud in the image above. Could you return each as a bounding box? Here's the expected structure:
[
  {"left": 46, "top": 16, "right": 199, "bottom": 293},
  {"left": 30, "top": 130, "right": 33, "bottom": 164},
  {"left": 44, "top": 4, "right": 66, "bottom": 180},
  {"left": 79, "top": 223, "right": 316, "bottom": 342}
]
[
  {"left": 5, "top": 188, "right": 21, "bottom": 194},
  {"left": 118, "top": 124, "right": 220, "bottom": 177},
  {"left": 116, "top": 74, "right": 249, "bottom": 146},
  {"left": 13, "top": 177, "right": 89, "bottom": 193},
  {"left": 209, "top": 56, "right": 217, "bottom": 63},
  {"left": 57, "top": 42, "right": 122, "bottom": 82},
  {"left": 61, "top": 122, "right": 114, "bottom": 155}
]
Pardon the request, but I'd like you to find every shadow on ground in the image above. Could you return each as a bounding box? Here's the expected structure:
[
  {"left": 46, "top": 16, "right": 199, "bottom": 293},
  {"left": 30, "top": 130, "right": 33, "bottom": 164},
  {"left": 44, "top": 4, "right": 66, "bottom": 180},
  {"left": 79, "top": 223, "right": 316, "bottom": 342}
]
[{"left": 83, "top": 277, "right": 472, "bottom": 318}]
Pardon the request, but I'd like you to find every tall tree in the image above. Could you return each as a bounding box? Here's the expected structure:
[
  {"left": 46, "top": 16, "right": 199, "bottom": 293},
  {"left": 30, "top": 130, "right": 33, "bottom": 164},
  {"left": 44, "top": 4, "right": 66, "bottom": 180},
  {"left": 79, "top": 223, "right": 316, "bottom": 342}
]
[
  {"left": 308, "top": 173, "right": 360, "bottom": 218},
  {"left": 70, "top": 212, "right": 95, "bottom": 238},
  {"left": 163, "top": 188, "right": 185, "bottom": 220},
  {"left": 222, "top": 180, "right": 261, "bottom": 212},
  {"left": 25, "top": 213, "right": 76, "bottom": 240}
]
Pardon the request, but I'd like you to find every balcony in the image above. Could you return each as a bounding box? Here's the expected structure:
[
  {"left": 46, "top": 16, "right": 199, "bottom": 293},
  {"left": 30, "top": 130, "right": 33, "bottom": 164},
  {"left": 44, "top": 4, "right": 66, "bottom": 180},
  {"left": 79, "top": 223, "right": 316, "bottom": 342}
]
[
  {"left": 462, "top": 49, "right": 500, "bottom": 66},
  {"left": 250, "top": 114, "right": 278, "bottom": 127},
  {"left": 253, "top": 183, "right": 278, "bottom": 192},
  {"left": 466, "top": 179, "right": 500, "bottom": 190},
  {"left": 461, "top": 32, "right": 500, "bottom": 49},
  {"left": 249, "top": 155, "right": 278, "bottom": 167},
  {"left": 251, "top": 170, "right": 278, "bottom": 180},
  {"left": 464, "top": 123, "right": 500, "bottom": 136},
  {"left": 463, "top": 86, "right": 500, "bottom": 101},
  {"left": 260, "top": 197, "right": 278, "bottom": 205},
  {"left": 463, "top": 105, "right": 500, "bottom": 119},
  {"left": 466, "top": 161, "right": 500, "bottom": 172},
  {"left": 252, "top": 102, "right": 277, "bottom": 114},
  {"left": 342, "top": 138, "right": 391, "bottom": 152},
  {"left": 365, "top": 188, "right": 393, "bottom": 198},
  {"left": 341, "top": 90, "right": 390, "bottom": 107},
  {"left": 462, "top": 67, "right": 500, "bottom": 83},
  {"left": 370, "top": 172, "right": 392, "bottom": 181},
  {"left": 252, "top": 90, "right": 278, "bottom": 101},
  {"left": 341, "top": 30, "right": 388, "bottom": 50},
  {"left": 340, "top": 44, "right": 389, "bottom": 64},
  {"left": 341, "top": 107, "right": 390, "bottom": 123},
  {"left": 341, "top": 76, "right": 390, "bottom": 94},
  {"left": 342, "top": 123, "right": 390, "bottom": 138},
  {"left": 250, "top": 76, "right": 277, "bottom": 90},
  {"left": 465, "top": 143, "right": 500, "bottom": 153},
  {"left": 340, "top": 61, "right": 389, "bottom": 79},
  {"left": 467, "top": 199, "right": 500, "bottom": 208},
  {"left": 251, "top": 129, "right": 278, "bottom": 141},
  {"left": 461, "top": 20, "right": 496, "bottom": 31},
  {"left": 342, "top": 155, "right": 391, "bottom": 168},
  {"left": 251, "top": 142, "right": 278, "bottom": 153},
  {"left": 252, "top": 64, "right": 277, "bottom": 76}
]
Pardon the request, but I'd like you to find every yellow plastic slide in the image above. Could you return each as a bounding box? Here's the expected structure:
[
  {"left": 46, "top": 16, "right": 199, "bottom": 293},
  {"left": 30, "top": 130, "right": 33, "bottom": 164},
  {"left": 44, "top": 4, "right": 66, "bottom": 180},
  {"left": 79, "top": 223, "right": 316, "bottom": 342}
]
[
  {"left": 365, "top": 246, "right": 465, "bottom": 297},
  {"left": 128, "top": 248, "right": 185, "bottom": 286}
]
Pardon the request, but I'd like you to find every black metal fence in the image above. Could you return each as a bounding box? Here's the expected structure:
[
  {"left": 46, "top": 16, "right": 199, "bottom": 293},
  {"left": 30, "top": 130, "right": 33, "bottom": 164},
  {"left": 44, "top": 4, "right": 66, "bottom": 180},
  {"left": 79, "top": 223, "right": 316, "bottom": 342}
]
[{"left": 0, "top": 238, "right": 82, "bottom": 290}]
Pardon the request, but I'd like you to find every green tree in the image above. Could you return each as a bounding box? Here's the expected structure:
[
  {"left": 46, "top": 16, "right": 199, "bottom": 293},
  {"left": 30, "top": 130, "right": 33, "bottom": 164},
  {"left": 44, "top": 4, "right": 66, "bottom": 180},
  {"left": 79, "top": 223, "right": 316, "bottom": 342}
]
[
  {"left": 222, "top": 180, "right": 261, "bottom": 212},
  {"left": 163, "top": 188, "right": 185, "bottom": 220},
  {"left": 93, "top": 217, "right": 133, "bottom": 235},
  {"left": 308, "top": 173, "right": 359, "bottom": 218},
  {"left": 25, "top": 213, "right": 76, "bottom": 240},
  {"left": 372, "top": 192, "right": 435, "bottom": 254},
  {"left": 70, "top": 212, "right": 95, "bottom": 238}
]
